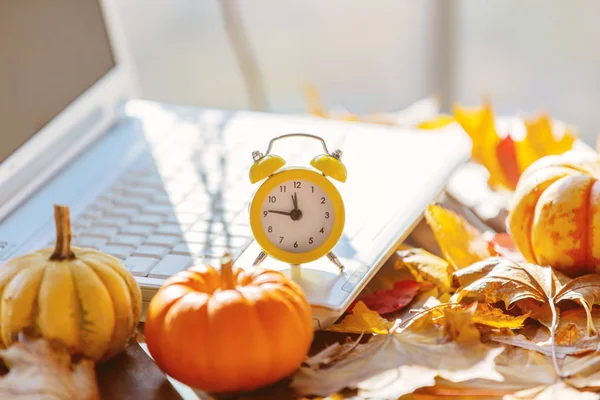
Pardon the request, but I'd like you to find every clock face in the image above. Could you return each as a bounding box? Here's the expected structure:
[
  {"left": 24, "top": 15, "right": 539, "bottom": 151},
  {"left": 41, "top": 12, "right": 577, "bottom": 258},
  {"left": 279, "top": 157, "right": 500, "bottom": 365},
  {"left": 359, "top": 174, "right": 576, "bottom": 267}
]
[{"left": 259, "top": 179, "right": 335, "bottom": 253}]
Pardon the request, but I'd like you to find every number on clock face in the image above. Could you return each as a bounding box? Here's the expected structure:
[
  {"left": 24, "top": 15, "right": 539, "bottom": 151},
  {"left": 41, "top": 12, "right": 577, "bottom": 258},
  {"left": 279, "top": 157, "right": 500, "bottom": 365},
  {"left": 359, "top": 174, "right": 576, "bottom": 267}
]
[{"left": 260, "top": 179, "right": 334, "bottom": 253}]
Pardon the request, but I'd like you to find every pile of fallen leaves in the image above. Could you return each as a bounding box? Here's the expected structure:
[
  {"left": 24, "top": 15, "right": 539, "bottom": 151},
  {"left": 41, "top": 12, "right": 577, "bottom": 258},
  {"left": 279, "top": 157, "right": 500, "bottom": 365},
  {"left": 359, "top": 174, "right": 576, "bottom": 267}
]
[{"left": 291, "top": 205, "right": 600, "bottom": 399}]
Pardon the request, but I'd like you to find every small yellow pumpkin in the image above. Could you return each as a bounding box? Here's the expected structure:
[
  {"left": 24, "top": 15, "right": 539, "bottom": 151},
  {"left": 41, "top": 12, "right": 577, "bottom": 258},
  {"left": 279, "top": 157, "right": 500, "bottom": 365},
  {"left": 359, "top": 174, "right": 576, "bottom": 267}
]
[
  {"left": 145, "top": 254, "right": 314, "bottom": 393},
  {"left": 509, "top": 151, "right": 600, "bottom": 276},
  {"left": 0, "top": 205, "right": 142, "bottom": 361}
]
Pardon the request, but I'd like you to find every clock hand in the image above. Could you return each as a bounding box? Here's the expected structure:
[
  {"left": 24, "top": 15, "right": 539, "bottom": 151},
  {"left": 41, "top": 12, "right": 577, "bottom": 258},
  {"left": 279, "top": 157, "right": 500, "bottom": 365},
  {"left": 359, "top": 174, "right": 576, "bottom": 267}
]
[
  {"left": 268, "top": 210, "right": 292, "bottom": 216},
  {"left": 291, "top": 193, "right": 298, "bottom": 210}
]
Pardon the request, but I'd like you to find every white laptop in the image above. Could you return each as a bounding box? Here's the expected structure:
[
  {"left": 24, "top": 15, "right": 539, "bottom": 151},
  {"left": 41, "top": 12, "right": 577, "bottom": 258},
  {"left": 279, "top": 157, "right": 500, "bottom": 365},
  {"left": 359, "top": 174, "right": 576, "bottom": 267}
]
[{"left": 0, "top": 0, "right": 471, "bottom": 329}]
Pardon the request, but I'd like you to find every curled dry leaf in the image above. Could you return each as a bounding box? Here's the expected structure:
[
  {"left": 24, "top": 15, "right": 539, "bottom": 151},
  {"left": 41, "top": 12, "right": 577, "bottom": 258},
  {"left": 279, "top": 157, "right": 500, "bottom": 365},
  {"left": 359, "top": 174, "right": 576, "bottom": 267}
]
[
  {"left": 425, "top": 204, "right": 493, "bottom": 270},
  {"left": 431, "top": 344, "right": 600, "bottom": 398},
  {"left": 326, "top": 301, "right": 393, "bottom": 335},
  {"left": 471, "top": 303, "right": 529, "bottom": 329},
  {"left": 0, "top": 334, "right": 100, "bottom": 400},
  {"left": 452, "top": 257, "right": 600, "bottom": 376},
  {"left": 452, "top": 258, "right": 600, "bottom": 334},
  {"left": 348, "top": 280, "right": 420, "bottom": 315},
  {"left": 493, "top": 308, "right": 600, "bottom": 358},
  {"left": 395, "top": 247, "right": 452, "bottom": 292},
  {"left": 293, "top": 310, "right": 504, "bottom": 399}
]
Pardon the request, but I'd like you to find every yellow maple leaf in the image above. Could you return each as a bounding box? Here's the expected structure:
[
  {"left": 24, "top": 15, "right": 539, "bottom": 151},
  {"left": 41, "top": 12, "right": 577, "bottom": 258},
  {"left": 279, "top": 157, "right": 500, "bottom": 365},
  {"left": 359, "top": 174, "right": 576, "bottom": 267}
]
[
  {"left": 395, "top": 246, "right": 452, "bottom": 292},
  {"left": 326, "top": 301, "right": 393, "bottom": 335},
  {"left": 471, "top": 303, "right": 529, "bottom": 329},
  {"left": 515, "top": 113, "right": 577, "bottom": 172},
  {"left": 425, "top": 204, "right": 492, "bottom": 270},
  {"left": 452, "top": 101, "right": 514, "bottom": 190},
  {"left": 442, "top": 304, "right": 481, "bottom": 343}
]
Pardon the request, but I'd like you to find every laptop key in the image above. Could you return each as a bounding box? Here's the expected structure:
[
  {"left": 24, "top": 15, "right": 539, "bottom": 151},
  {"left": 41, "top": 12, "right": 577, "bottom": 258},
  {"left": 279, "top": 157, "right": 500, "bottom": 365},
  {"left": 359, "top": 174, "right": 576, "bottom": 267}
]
[
  {"left": 86, "top": 226, "right": 119, "bottom": 238},
  {"left": 123, "top": 256, "right": 159, "bottom": 277},
  {"left": 155, "top": 224, "right": 185, "bottom": 236},
  {"left": 112, "top": 196, "right": 151, "bottom": 209},
  {"left": 94, "top": 217, "right": 128, "bottom": 228},
  {"left": 144, "top": 234, "right": 180, "bottom": 248},
  {"left": 104, "top": 207, "right": 139, "bottom": 219},
  {"left": 110, "top": 234, "right": 145, "bottom": 248},
  {"left": 133, "top": 245, "right": 169, "bottom": 259},
  {"left": 73, "top": 236, "right": 107, "bottom": 249},
  {"left": 131, "top": 214, "right": 164, "bottom": 226},
  {"left": 149, "top": 255, "right": 198, "bottom": 278},
  {"left": 121, "top": 224, "right": 154, "bottom": 236},
  {"left": 101, "top": 245, "right": 134, "bottom": 260}
]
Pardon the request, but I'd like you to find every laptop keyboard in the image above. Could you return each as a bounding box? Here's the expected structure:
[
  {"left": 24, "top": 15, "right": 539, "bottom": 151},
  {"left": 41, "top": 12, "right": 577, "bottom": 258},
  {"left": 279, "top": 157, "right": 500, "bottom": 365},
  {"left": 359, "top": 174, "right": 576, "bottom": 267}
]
[{"left": 49, "top": 121, "right": 258, "bottom": 279}]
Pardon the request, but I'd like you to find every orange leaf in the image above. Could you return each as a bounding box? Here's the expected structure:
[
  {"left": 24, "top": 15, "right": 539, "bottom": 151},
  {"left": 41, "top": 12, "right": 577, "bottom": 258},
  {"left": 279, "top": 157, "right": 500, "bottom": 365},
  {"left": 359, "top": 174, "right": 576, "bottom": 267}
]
[
  {"left": 452, "top": 101, "right": 514, "bottom": 190},
  {"left": 496, "top": 135, "right": 520, "bottom": 189},
  {"left": 348, "top": 280, "right": 421, "bottom": 315}
]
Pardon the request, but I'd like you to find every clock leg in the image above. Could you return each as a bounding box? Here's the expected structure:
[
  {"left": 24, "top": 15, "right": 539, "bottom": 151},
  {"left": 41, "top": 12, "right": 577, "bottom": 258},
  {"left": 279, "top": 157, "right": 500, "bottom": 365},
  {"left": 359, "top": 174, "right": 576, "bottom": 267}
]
[
  {"left": 326, "top": 252, "right": 344, "bottom": 271},
  {"left": 252, "top": 251, "right": 267, "bottom": 267}
]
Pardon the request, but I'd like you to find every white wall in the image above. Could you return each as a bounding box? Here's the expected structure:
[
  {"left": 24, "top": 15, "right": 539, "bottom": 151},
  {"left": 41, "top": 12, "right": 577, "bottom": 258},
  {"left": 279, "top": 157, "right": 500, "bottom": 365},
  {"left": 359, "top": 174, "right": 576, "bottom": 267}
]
[
  {"left": 455, "top": 0, "right": 600, "bottom": 144},
  {"left": 115, "top": 0, "right": 437, "bottom": 112},
  {"left": 115, "top": 0, "right": 599, "bottom": 144}
]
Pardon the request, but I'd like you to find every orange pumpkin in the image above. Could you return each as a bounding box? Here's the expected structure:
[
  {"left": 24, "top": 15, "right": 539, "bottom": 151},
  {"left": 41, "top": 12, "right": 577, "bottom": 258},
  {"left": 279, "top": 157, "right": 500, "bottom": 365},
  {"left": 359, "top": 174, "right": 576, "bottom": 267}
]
[
  {"left": 509, "top": 151, "right": 600, "bottom": 276},
  {"left": 144, "top": 254, "right": 314, "bottom": 393}
]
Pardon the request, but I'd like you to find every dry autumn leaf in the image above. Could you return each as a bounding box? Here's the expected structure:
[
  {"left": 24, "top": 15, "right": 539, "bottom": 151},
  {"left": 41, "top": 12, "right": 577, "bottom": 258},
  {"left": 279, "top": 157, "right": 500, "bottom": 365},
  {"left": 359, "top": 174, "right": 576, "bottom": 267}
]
[
  {"left": 348, "top": 280, "right": 420, "bottom": 315},
  {"left": 292, "top": 310, "right": 504, "bottom": 399},
  {"left": 496, "top": 135, "right": 521, "bottom": 188},
  {"left": 431, "top": 344, "right": 600, "bottom": 398},
  {"left": 428, "top": 301, "right": 528, "bottom": 330},
  {"left": 0, "top": 334, "right": 100, "bottom": 400},
  {"left": 425, "top": 204, "right": 492, "bottom": 270},
  {"left": 493, "top": 308, "right": 600, "bottom": 358},
  {"left": 453, "top": 101, "right": 515, "bottom": 190},
  {"left": 442, "top": 304, "right": 481, "bottom": 343},
  {"left": 395, "top": 247, "right": 452, "bottom": 292},
  {"left": 326, "top": 301, "right": 393, "bottom": 335},
  {"left": 452, "top": 257, "right": 600, "bottom": 376},
  {"left": 471, "top": 303, "right": 529, "bottom": 329}
]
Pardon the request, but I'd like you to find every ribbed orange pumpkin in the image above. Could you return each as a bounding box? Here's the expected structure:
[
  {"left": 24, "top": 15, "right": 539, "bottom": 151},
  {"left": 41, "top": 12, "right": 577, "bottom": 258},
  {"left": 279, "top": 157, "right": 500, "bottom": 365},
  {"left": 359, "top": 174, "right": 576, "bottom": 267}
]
[
  {"left": 144, "top": 255, "right": 313, "bottom": 393},
  {"left": 509, "top": 151, "right": 600, "bottom": 276}
]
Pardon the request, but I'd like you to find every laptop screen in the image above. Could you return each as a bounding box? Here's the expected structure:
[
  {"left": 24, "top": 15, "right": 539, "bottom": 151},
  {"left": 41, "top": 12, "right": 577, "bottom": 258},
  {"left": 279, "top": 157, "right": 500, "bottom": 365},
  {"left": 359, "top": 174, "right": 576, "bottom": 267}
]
[{"left": 0, "top": 0, "right": 115, "bottom": 164}]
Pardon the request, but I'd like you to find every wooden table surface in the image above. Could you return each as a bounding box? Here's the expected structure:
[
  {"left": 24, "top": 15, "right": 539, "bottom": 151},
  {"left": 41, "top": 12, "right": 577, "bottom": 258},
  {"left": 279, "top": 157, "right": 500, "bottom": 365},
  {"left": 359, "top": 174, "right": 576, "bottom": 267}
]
[{"left": 95, "top": 162, "right": 510, "bottom": 400}]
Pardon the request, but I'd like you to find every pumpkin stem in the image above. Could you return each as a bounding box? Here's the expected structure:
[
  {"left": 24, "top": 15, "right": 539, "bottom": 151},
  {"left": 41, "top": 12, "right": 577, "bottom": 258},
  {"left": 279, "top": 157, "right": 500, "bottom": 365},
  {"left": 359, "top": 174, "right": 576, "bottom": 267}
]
[
  {"left": 220, "top": 252, "right": 235, "bottom": 290},
  {"left": 50, "top": 205, "right": 75, "bottom": 261}
]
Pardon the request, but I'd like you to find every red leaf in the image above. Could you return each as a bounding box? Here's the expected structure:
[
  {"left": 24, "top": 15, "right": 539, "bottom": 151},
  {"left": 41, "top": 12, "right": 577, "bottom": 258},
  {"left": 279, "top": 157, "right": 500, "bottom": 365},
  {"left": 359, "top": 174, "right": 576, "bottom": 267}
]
[
  {"left": 496, "top": 135, "right": 521, "bottom": 189},
  {"left": 348, "top": 280, "right": 420, "bottom": 315},
  {"left": 487, "top": 232, "right": 525, "bottom": 262}
]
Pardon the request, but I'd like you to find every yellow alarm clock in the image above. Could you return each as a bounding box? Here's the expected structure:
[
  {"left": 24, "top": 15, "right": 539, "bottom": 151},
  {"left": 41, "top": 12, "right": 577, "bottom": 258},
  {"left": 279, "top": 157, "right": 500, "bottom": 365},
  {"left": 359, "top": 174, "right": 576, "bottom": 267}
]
[{"left": 248, "top": 133, "right": 346, "bottom": 270}]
